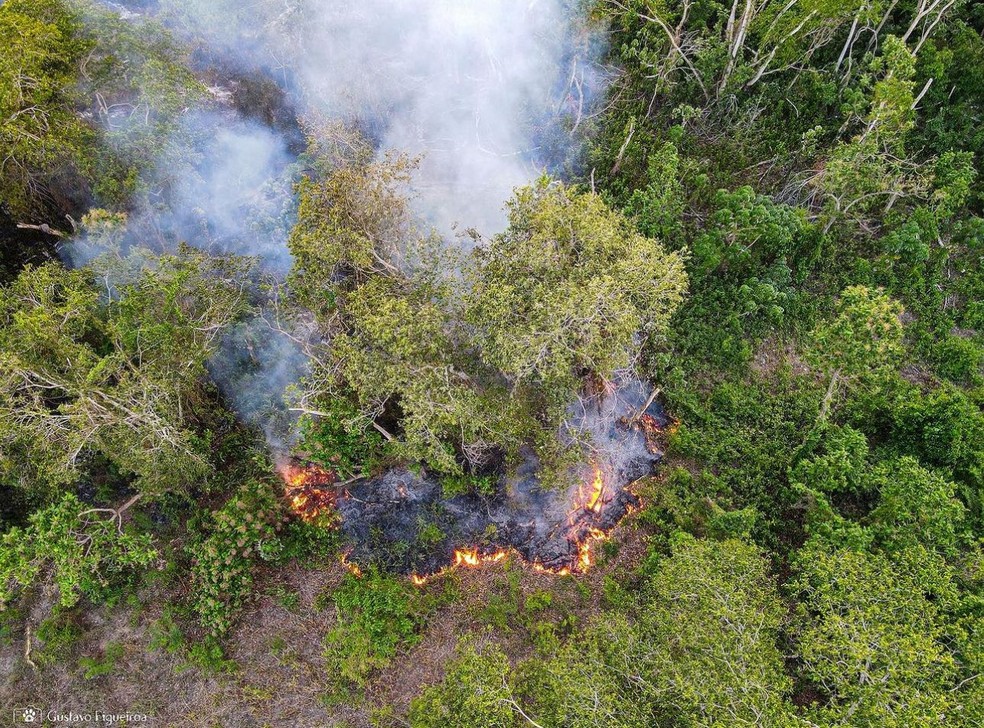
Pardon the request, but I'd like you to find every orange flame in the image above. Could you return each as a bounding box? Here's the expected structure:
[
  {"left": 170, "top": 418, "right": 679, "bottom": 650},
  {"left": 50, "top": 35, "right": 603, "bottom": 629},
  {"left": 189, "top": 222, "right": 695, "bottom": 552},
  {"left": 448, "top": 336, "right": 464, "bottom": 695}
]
[
  {"left": 585, "top": 467, "right": 604, "bottom": 513},
  {"left": 340, "top": 552, "right": 363, "bottom": 577},
  {"left": 410, "top": 548, "right": 509, "bottom": 585},
  {"left": 407, "top": 463, "right": 647, "bottom": 585},
  {"left": 279, "top": 463, "right": 337, "bottom": 522},
  {"left": 576, "top": 527, "right": 609, "bottom": 571},
  {"left": 453, "top": 547, "right": 507, "bottom": 567}
]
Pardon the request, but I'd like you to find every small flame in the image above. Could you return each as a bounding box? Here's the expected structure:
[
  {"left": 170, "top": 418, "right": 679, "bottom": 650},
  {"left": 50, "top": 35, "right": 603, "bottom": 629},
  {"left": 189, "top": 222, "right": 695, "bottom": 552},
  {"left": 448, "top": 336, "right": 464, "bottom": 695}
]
[
  {"left": 453, "top": 547, "right": 506, "bottom": 567},
  {"left": 533, "top": 562, "right": 571, "bottom": 576},
  {"left": 576, "top": 527, "right": 609, "bottom": 571},
  {"left": 340, "top": 552, "right": 363, "bottom": 577},
  {"left": 407, "top": 465, "right": 638, "bottom": 585},
  {"left": 585, "top": 467, "right": 604, "bottom": 513},
  {"left": 455, "top": 548, "right": 482, "bottom": 567},
  {"left": 410, "top": 548, "right": 509, "bottom": 584}
]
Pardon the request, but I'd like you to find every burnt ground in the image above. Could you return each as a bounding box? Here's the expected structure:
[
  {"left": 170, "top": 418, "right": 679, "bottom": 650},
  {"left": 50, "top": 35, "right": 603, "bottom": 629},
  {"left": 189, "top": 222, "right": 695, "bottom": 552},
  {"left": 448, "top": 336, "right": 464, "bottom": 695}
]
[
  {"left": 0, "top": 488, "right": 657, "bottom": 728},
  {"left": 337, "top": 378, "right": 667, "bottom": 577},
  {"left": 0, "top": 211, "right": 61, "bottom": 286}
]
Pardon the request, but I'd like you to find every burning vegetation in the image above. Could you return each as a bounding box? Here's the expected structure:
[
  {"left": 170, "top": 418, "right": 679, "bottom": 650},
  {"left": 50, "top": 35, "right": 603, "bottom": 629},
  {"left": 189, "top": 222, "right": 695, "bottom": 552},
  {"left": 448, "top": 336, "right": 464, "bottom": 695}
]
[
  {"left": 278, "top": 379, "right": 667, "bottom": 583},
  {"left": 279, "top": 461, "right": 337, "bottom": 522}
]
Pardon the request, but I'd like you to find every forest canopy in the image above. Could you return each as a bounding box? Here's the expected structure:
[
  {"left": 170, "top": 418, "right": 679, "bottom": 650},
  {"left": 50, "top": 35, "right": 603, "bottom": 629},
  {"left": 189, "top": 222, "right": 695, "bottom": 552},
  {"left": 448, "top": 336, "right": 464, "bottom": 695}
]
[{"left": 0, "top": 0, "right": 982, "bottom": 725}]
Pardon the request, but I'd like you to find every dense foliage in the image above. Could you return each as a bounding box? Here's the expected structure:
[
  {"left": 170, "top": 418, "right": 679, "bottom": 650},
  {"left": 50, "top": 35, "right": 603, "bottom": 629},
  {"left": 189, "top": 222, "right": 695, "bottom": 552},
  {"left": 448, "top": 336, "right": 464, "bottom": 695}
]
[
  {"left": 0, "top": 0, "right": 982, "bottom": 725},
  {"left": 289, "top": 155, "right": 688, "bottom": 476}
]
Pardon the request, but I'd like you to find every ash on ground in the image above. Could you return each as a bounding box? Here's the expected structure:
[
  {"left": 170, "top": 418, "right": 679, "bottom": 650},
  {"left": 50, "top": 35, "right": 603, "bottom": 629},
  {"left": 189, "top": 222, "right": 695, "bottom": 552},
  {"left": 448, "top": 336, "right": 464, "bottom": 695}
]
[{"left": 334, "top": 378, "right": 668, "bottom": 576}]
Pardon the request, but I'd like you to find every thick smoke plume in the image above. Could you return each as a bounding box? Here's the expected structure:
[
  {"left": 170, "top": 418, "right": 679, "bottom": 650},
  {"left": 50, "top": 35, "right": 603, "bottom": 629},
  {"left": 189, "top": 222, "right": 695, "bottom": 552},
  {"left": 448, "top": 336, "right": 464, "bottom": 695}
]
[
  {"left": 295, "top": 0, "right": 605, "bottom": 235},
  {"left": 81, "top": 0, "right": 607, "bottom": 451},
  {"left": 156, "top": 0, "right": 608, "bottom": 235}
]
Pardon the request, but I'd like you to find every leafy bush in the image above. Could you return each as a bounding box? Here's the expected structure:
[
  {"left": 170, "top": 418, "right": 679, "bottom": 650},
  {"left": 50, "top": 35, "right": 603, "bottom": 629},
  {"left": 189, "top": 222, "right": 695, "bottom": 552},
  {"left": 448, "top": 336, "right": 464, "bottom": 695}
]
[
  {"left": 665, "top": 376, "right": 818, "bottom": 545},
  {"left": 323, "top": 569, "right": 429, "bottom": 688},
  {"left": 298, "top": 402, "right": 384, "bottom": 479},
  {"left": 188, "top": 480, "right": 285, "bottom": 636},
  {"left": 439, "top": 472, "right": 497, "bottom": 498},
  {"left": 408, "top": 642, "right": 515, "bottom": 728},
  {"left": 0, "top": 492, "right": 156, "bottom": 610},
  {"left": 34, "top": 608, "right": 85, "bottom": 667}
]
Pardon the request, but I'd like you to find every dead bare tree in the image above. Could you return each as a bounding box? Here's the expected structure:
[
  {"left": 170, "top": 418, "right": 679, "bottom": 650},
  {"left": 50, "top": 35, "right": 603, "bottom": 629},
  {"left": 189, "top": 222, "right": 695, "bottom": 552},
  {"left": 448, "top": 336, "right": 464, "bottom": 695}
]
[{"left": 902, "top": 0, "right": 961, "bottom": 54}]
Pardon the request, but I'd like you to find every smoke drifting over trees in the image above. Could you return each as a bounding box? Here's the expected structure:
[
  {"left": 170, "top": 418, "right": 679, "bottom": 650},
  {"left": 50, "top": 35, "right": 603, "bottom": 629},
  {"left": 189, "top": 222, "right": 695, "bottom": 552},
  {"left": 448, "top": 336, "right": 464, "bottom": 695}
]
[
  {"left": 63, "top": 0, "right": 615, "bottom": 455},
  {"left": 3, "top": 0, "right": 983, "bottom": 725},
  {"left": 164, "top": 0, "right": 608, "bottom": 235}
]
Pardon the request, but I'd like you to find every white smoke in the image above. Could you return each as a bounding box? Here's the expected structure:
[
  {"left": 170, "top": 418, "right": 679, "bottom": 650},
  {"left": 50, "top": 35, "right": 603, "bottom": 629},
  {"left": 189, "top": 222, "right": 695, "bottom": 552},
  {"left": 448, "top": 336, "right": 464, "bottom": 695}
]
[
  {"left": 77, "top": 0, "right": 608, "bottom": 453},
  {"left": 160, "top": 112, "right": 297, "bottom": 272},
  {"left": 157, "top": 0, "right": 607, "bottom": 237},
  {"left": 296, "top": 0, "right": 586, "bottom": 235}
]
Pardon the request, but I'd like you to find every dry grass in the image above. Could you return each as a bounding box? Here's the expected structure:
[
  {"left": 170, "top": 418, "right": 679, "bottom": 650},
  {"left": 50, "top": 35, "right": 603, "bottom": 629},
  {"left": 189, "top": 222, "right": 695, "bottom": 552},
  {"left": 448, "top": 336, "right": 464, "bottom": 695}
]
[{"left": 0, "top": 512, "right": 652, "bottom": 728}]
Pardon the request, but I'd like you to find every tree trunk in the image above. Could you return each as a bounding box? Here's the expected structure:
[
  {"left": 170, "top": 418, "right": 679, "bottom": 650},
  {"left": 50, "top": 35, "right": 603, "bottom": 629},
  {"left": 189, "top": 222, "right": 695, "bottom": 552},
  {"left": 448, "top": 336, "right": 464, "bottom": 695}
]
[{"left": 818, "top": 370, "right": 840, "bottom": 422}]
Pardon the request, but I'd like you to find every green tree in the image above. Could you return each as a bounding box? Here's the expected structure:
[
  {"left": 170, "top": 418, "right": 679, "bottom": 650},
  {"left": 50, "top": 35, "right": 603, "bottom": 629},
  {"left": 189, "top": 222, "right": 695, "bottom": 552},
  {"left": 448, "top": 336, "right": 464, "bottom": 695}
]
[
  {"left": 808, "top": 285, "right": 904, "bottom": 420},
  {"left": 409, "top": 642, "right": 517, "bottom": 728},
  {"left": 517, "top": 617, "right": 657, "bottom": 728},
  {"left": 288, "top": 151, "right": 418, "bottom": 318},
  {"left": 327, "top": 274, "right": 524, "bottom": 474},
  {"left": 794, "top": 545, "right": 960, "bottom": 726},
  {"left": 867, "top": 456, "right": 967, "bottom": 556},
  {"left": 0, "top": 252, "right": 250, "bottom": 495},
  {"left": 815, "top": 36, "right": 935, "bottom": 234},
  {"left": 0, "top": 491, "right": 155, "bottom": 610},
  {"left": 0, "top": 0, "right": 200, "bottom": 219},
  {"left": 791, "top": 423, "right": 871, "bottom": 496},
  {"left": 466, "top": 178, "right": 687, "bottom": 408},
  {"left": 290, "top": 149, "right": 688, "bottom": 477},
  {"left": 632, "top": 535, "right": 794, "bottom": 727},
  {"left": 0, "top": 0, "right": 93, "bottom": 219}
]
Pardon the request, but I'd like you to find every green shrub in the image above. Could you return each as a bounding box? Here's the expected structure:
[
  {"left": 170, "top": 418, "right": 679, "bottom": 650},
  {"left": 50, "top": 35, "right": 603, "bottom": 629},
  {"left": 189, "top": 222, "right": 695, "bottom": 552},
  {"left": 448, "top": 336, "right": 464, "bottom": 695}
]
[
  {"left": 408, "top": 642, "right": 515, "bottom": 728},
  {"left": 35, "top": 608, "right": 84, "bottom": 667},
  {"left": 277, "top": 519, "right": 341, "bottom": 564},
  {"left": 323, "top": 569, "right": 428, "bottom": 688},
  {"left": 416, "top": 521, "right": 445, "bottom": 548},
  {"left": 186, "top": 636, "right": 237, "bottom": 674},
  {"left": 79, "top": 641, "right": 124, "bottom": 679},
  {"left": 440, "top": 472, "right": 497, "bottom": 498},
  {"left": 0, "top": 493, "right": 157, "bottom": 610},
  {"left": 188, "top": 480, "right": 285, "bottom": 636},
  {"left": 298, "top": 403, "right": 384, "bottom": 479}
]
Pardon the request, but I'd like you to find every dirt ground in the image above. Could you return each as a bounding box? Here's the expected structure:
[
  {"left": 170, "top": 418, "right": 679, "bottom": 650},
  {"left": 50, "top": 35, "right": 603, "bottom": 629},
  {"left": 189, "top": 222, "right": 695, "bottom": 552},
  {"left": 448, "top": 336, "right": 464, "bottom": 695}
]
[{"left": 0, "top": 510, "right": 652, "bottom": 728}]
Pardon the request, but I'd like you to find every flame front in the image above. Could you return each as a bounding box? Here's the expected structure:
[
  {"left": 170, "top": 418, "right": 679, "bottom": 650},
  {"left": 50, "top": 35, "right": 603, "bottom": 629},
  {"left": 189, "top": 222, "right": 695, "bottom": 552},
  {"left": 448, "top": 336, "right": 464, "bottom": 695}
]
[
  {"left": 408, "top": 465, "right": 632, "bottom": 585},
  {"left": 411, "top": 548, "right": 509, "bottom": 584}
]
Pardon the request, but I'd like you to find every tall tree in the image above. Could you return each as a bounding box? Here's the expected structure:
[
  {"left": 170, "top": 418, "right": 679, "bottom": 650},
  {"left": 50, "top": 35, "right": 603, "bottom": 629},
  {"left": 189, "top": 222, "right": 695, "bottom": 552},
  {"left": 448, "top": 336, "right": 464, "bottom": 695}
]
[
  {"left": 466, "top": 178, "right": 688, "bottom": 409},
  {"left": 794, "top": 545, "right": 961, "bottom": 726},
  {"left": 631, "top": 535, "right": 794, "bottom": 726},
  {"left": 0, "top": 251, "right": 250, "bottom": 495}
]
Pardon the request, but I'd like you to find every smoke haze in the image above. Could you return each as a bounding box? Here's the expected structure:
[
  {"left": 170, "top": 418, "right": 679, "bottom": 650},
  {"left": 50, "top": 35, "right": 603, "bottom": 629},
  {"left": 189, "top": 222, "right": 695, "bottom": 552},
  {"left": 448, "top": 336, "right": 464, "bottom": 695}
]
[
  {"left": 156, "top": 0, "right": 607, "bottom": 236},
  {"left": 79, "top": 0, "right": 610, "bottom": 459}
]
